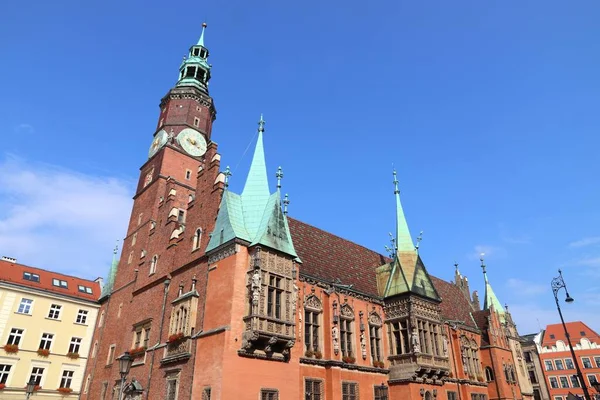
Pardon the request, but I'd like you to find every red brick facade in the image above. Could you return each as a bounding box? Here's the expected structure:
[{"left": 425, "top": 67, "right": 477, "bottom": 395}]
[{"left": 82, "top": 34, "right": 535, "bottom": 400}]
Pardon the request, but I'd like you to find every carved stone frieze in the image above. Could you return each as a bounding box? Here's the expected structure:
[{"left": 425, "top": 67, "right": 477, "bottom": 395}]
[
  {"left": 369, "top": 311, "right": 383, "bottom": 326},
  {"left": 304, "top": 294, "right": 323, "bottom": 311},
  {"left": 208, "top": 243, "right": 236, "bottom": 264}
]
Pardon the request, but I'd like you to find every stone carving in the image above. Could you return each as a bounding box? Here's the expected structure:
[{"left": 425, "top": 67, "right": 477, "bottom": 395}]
[
  {"left": 242, "top": 330, "right": 259, "bottom": 350},
  {"left": 369, "top": 311, "right": 383, "bottom": 326},
  {"left": 340, "top": 304, "right": 354, "bottom": 319},
  {"left": 208, "top": 243, "right": 236, "bottom": 264},
  {"left": 332, "top": 325, "right": 340, "bottom": 355},
  {"left": 360, "top": 332, "right": 367, "bottom": 360},
  {"left": 442, "top": 335, "right": 449, "bottom": 357},
  {"left": 298, "top": 310, "right": 302, "bottom": 340},
  {"left": 251, "top": 269, "right": 262, "bottom": 312},
  {"left": 304, "top": 294, "right": 322, "bottom": 311},
  {"left": 411, "top": 327, "right": 421, "bottom": 353},
  {"left": 292, "top": 282, "right": 298, "bottom": 314}
]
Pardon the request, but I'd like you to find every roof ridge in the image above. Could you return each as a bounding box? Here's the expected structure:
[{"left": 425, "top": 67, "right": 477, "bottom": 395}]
[
  {"left": 0, "top": 260, "right": 101, "bottom": 284},
  {"left": 287, "top": 216, "right": 392, "bottom": 261}
]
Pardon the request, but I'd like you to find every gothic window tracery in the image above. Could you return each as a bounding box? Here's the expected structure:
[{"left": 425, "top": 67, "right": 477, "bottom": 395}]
[
  {"left": 339, "top": 304, "right": 355, "bottom": 357},
  {"left": 369, "top": 311, "right": 383, "bottom": 362},
  {"left": 304, "top": 295, "right": 322, "bottom": 352}
]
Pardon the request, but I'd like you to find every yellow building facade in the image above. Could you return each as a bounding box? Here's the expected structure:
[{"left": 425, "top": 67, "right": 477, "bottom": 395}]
[{"left": 0, "top": 257, "right": 100, "bottom": 399}]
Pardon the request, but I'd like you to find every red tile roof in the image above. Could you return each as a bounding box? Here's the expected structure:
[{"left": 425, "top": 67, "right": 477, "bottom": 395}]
[
  {"left": 0, "top": 259, "right": 100, "bottom": 302},
  {"left": 288, "top": 218, "right": 477, "bottom": 328},
  {"left": 541, "top": 321, "right": 600, "bottom": 347}
]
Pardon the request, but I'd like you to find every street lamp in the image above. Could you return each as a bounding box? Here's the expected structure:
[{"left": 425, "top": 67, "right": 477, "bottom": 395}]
[
  {"left": 117, "top": 351, "right": 134, "bottom": 400},
  {"left": 25, "top": 377, "right": 36, "bottom": 399},
  {"left": 551, "top": 270, "right": 592, "bottom": 400}
]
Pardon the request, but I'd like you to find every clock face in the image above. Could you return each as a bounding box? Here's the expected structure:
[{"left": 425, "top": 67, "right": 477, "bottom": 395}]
[
  {"left": 148, "top": 129, "right": 168, "bottom": 158},
  {"left": 177, "top": 128, "right": 207, "bottom": 157}
]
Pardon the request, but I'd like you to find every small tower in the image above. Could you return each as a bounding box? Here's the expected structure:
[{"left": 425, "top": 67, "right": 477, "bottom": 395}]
[{"left": 177, "top": 23, "right": 212, "bottom": 93}]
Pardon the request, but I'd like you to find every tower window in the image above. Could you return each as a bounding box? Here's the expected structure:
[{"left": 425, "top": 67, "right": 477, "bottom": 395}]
[
  {"left": 193, "top": 48, "right": 200, "bottom": 56},
  {"left": 150, "top": 255, "right": 158, "bottom": 275},
  {"left": 200, "top": 49, "right": 207, "bottom": 58},
  {"left": 185, "top": 170, "right": 192, "bottom": 180},
  {"left": 194, "top": 117, "right": 200, "bottom": 127},
  {"left": 178, "top": 210, "right": 186, "bottom": 224},
  {"left": 186, "top": 67, "right": 196, "bottom": 78},
  {"left": 193, "top": 228, "right": 202, "bottom": 250}
]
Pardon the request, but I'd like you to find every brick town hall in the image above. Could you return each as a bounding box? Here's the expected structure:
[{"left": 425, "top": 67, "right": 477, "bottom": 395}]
[{"left": 83, "top": 25, "right": 535, "bottom": 400}]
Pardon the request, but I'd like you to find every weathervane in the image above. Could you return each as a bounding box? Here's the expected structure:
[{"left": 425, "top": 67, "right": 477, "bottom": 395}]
[
  {"left": 415, "top": 231, "right": 423, "bottom": 252},
  {"left": 258, "top": 114, "right": 265, "bottom": 133},
  {"left": 392, "top": 169, "right": 400, "bottom": 194},
  {"left": 384, "top": 233, "right": 397, "bottom": 258},
  {"left": 480, "top": 253, "right": 486, "bottom": 274},
  {"left": 283, "top": 193, "right": 290, "bottom": 215},
  {"left": 223, "top": 166, "right": 232, "bottom": 188},
  {"left": 276, "top": 166, "right": 283, "bottom": 189}
]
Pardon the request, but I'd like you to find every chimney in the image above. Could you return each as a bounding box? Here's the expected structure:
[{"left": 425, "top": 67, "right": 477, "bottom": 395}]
[{"left": 1, "top": 256, "right": 17, "bottom": 263}]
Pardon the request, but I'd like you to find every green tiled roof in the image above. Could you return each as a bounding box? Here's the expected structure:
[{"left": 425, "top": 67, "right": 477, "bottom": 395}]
[
  {"left": 483, "top": 267, "right": 505, "bottom": 320},
  {"left": 206, "top": 117, "right": 298, "bottom": 259},
  {"left": 99, "top": 244, "right": 119, "bottom": 300},
  {"left": 379, "top": 170, "right": 440, "bottom": 301}
]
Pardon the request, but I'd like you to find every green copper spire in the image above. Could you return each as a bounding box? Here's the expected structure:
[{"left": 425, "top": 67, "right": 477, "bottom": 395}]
[
  {"left": 206, "top": 116, "right": 299, "bottom": 260},
  {"left": 241, "top": 114, "right": 271, "bottom": 237},
  {"left": 176, "top": 23, "right": 211, "bottom": 92},
  {"left": 100, "top": 241, "right": 120, "bottom": 300},
  {"left": 377, "top": 169, "right": 440, "bottom": 301},
  {"left": 198, "top": 22, "right": 207, "bottom": 46},
  {"left": 393, "top": 169, "right": 415, "bottom": 253},
  {"left": 481, "top": 255, "right": 505, "bottom": 318}
]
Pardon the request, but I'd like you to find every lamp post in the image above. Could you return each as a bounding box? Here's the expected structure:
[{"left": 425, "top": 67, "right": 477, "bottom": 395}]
[
  {"left": 551, "top": 270, "right": 592, "bottom": 400},
  {"left": 117, "top": 351, "right": 133, "bottom": 400},
  {"left": 25, "top": 378, "right": 36, "bottom": 399}
]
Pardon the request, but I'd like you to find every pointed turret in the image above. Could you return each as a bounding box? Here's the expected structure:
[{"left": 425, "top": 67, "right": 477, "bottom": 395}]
[
  {"left": 241, "top": 115, "right": 271, "bottom": 237},
  {"left": 206, "top": 115, "right": 299, "bottom": 259},
  {"left": 99, "top": 242, "right": 119, "bottom": 300},
  {"left": 481, "top": 255, "right": 505, "bottom": 320},
  {"left": 176, "top": 22, "right": 212, "bottom": 93},
  {"left": 377, "top": 170, "right": 440, "bottom": 301}
]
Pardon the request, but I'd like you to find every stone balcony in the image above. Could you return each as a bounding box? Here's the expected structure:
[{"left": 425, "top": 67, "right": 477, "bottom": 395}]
[
  {"left": 388, "top": 353, "right": 450, "bottom": 382},
  {"left": 160, "top": 337, "right": 192, "bottom": 364}
]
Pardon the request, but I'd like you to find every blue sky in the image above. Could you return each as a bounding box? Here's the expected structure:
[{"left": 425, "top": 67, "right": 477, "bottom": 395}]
[{"left": 1, "top": 0, "right": 599, "bottom": 334}]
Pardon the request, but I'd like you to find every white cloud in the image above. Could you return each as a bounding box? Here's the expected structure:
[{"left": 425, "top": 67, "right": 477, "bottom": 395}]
[
  {"left": 14, "top": 123, "right": 34, "bottom": 134},
  {"left": 568, "top": 236, "right": 600, "bottom": 248},
  {"left": 506, "top": 278, "right": 547, "bottom": 296},
  {"left": 0, "top": 156, "right": 133, "bottom": 279},
  {"left": 468, "top": 244, "right": 506, "bottom": 260}
]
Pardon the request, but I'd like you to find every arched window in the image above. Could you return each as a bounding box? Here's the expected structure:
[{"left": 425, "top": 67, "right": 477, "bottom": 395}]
[
  {"left": 193, "top": 228, "right": 202, "bottom": 250},
  {"left": 339, "top": 304, "right": 355, "bottom": 358},
  {"left": 127, "top": 251, "right": 133, "bottom": 265},
  {"left": 424, "top": 391, "right": 433, "bottom": 400},
  {"left": 485, "top": 366, "right": 494, "bottom": 382},
  {"left": 150, "top": 255, "right": 158, "bottom": 275}
]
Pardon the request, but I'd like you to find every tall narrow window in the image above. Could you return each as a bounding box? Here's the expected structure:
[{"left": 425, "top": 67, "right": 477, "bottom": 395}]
[
  {"left": 60, "top": 370, "right": 74, "bottom": 388},
  {"left": 69, "top": 337, "right": 82, "bottom": 354},
  {"left": 340, "top": 317, "right": 353, "bottom": 357},
  {"left": 30, "top": 367, "right": 44, "bottom": 385},
  {"left": 17, "top": 298, "right": 33, "bottom": 314},
  {"left": 305, "top": 379, "right": 322, "bottom": 400},
  {"left": 84, "top": 374, "right": 91, "bottom": 394},
  {"left": 7, "top": 328, "right": 23, "bottom": 345},
  {"left": 391, "top": 320, "right": 409, "bottom": 354},
  {"left": 150, "top": 255, "right": 158, "bottom": 274},
  {"left": 0, "top": 364, "right": 11, "bottom": 384},
  {"left": 342, "top": 382, "right": 358, "bottom": 400},
  {"left": 92, "top": 341, "right": 98, "bottom": 358},
  {"left": 100, "top": 381, "right": 108, "bottom": 400},
  {"left": 556, "top": 359, "right": 565, "bottom": 370},
  {"left": 267, "top": 276, "right": 282, "bottom": 319},
  {"left": 107, "top": 344, "right": 116, "bottom": 365},
  {"left": 39, "top": 333, "right": 53, "bottom": 350},
  {"left": 193, "top": 228, "right": 202, "bottom": 250},
  {"left": 202, "top": 387, "right": 211, "bottom": 400},
  {"left": 132, "top": 232, "right": 137, "bottom": 246},
  {"left": 177, "top": 209, "right": 185, "bottom": 224},
  {"left": 370, "top": 324, "right": 382, "bottom": 362},
  {"left": 166, "top": 373, "right": 179, "bottom": 400},
  {"left": 528, "top": 370, "right": 538, "bottom": 384},
  {"left": 304, "top": 310, "right": 320, "bottom": 352},
  {"left": 98, "top": 310, "right": 105, "bottom": 327}
]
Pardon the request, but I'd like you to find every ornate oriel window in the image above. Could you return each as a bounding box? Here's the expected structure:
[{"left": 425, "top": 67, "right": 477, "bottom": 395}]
[
  {"left": 304, "top": 294, "right": 322, "bottom": 352},
  {"left": 242, "top": 247, "right": 296, "bottom": 360},
  {"left": 390, "top": 320, "right": 410, "bottom": 355},
  {"left": 164, "top": 278, "right": 199, "bottom": 362},
  {"left": 339, "top": 304, "right": 355, "bottom": 358}
]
